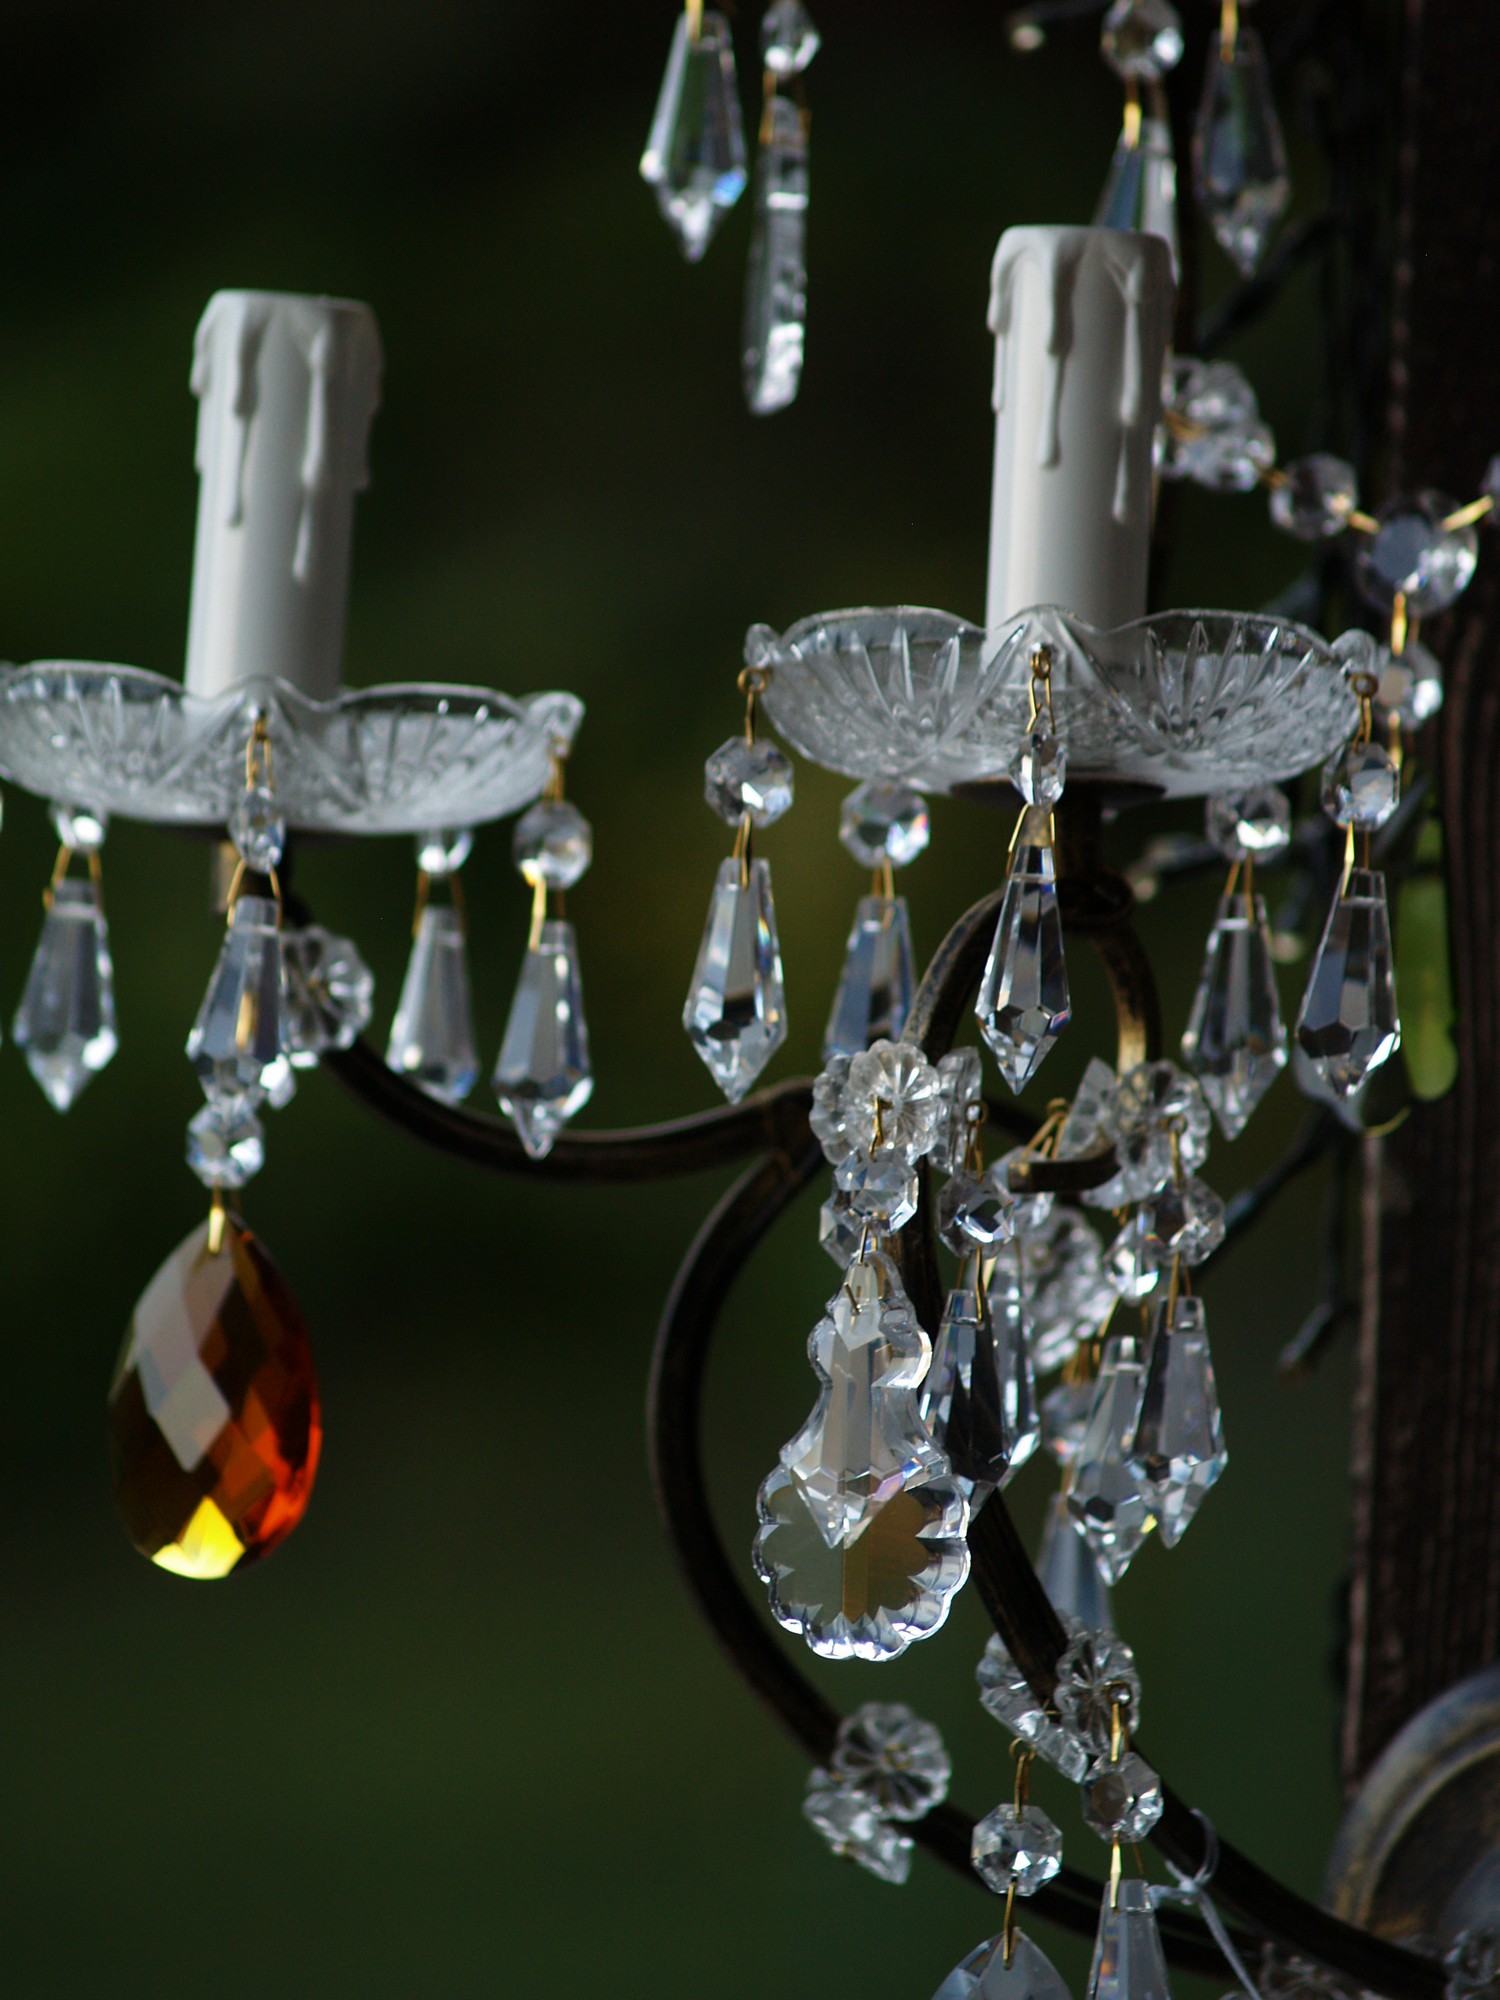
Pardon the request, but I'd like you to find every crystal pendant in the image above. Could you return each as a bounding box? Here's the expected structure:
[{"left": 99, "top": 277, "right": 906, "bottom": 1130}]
[
  {"left": 754, "top": 1463, "right": 970, "bottom": 1660},
  {"left": 920, "top": 1284, "right": 1010, "bottom": 1495},
  {"left": 976, "top": 811, "right": 1070, "bottom": 1092},
  {"left": 386, "top": 904, "right": 478, "bottom": 1105},
  {"left": 779, "top": 1251, "right": 946, "bottom": 1549},
  {"left": 683, "top": 856, "right": 787, "bottom": 1102},
  {"left": 1037, "top": 1489, "right": 1114, "bottom": 1632},
  {"left": 1095, "top": 114, "right": 1178, "bottom": 277},
  {"left": 989, "top": 1261, "right": 1040, "bottom": 1481},
  {"left": 1270, "top": 454, "right": 1359, "bottom": 540},
  {"left": 186, "top": 894, "right": 284, "bottom": 1112},
  {"left": 824, "top": 894, "right": 914, "bottom": 1061},
  {"left": 639, "top": 9, "right": 748, "bottom": 262},
  {"left": 13, "top": 877, "right": 118, "bottom": 1110},
  {"left": 1182, "top": 889, "right": 1287, "bottom": 1139},
  {"left": 1192, "top": 24, "right": 1290, "bottom": 276},
  {"left": 1296, "top": 869, "right": 1400, "bottom": 1099},
  {"left": 935, "top": 1934, "right": 1073, "bottom": 2000},
  {"left": 493, "top": 919, "right": 593, "bottom": 1160},
  {"left": 1131, "top": 1295, "right": 1226, "bottom": 1547},
  {"left": 743, "top": 90, "right": 809, "bottom": 416},
  {"left": 1068, "top": 1335, "right": 1153, "bottom": 1583},
  {"left": 1086, "top": 1879, "right": 1172, "bottom": 2000},
  {"left": 108, "top": 1215, "right": 321, "bottom": 1579}
]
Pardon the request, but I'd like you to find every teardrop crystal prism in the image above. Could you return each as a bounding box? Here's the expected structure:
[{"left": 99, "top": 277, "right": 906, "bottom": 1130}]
[
  {"left": 186, "top": 894, "right": 284, "bottom": 1113},
  {"left": 754, "top": 1463, "right": 970, "bottom": 1660},
  {"left": 639, "top": 9, "right": 748, "bottom": 262},
  {"left": 933, "top": 1931, "right": 1074, "bottom": 2000},
  {"left": 1095, "top": 114, "right": 1179, "bottom": 277},
  {"left": 1130, "top": 1295, "right": 1226, "bottom": 1547},
  {"left": 108, "top": 1215, "right": 321, "bottom": 1579},
  {"left": 1037, "top": 1488, "right": 1114, "bottom": 1631},
  {"left": 779, "top": 1251, "right": 946, "bottom": 1549},
  {"left": 1087, "top": 1878, "right": 1172, "bottom": 2000},
  {"left": 13, "top": 876, "right": 117, "bottom": 1110},
  {"left": 990, "top": 1260, "right": 1040, "bottom": 1482},
  {"left": 493, "top": 918, "right": 593, "bottom": 1159},
  {"left": 920, "top": 1284, "right": 1010, "bottom": 1495},
  {"left": 824, "top": 894, "right": 914, "bottom": 1062},
  {"left": 1192, "top": 24, "right": 1291, "bottom": 275},
  {"left": 683, "top": 856, "right": 787, "bottom": 1102},
  {"left": 743, "top": 89, "right": 809, "bottom": 414},
  {"left": 387, "top": 904, "right": 478, "bottom": 1105},
  {"left": 976, "top": 811, "right": 1070, "bottom": 1092},
  {"left": 1295, "top": 868, "right": 1400, "bottom": 1099},
  {"left": 1181, "top": 889, "right": 1287, "bottom": 1139},
  {"left": 1068, "top": 1334, "right": 1153, "bottom": 1583}
]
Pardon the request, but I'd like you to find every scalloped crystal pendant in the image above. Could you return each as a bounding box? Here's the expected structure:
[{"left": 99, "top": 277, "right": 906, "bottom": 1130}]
[{"left": 108, "top": 1216, "right": 321, "bottom": 1579}]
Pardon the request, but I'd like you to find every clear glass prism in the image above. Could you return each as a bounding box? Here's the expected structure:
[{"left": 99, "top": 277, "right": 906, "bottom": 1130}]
[
  {"left": 13, "top": 876, "right": 118, "bottom": 1110},
  {"left": 1192, "top": 23, "right": 1290, "bottom": 275},
  {"left": 186, "top": 893, "right": 283, "bottom": 1113},
  {"left": 743, "top": 91, "right": 809, "bottom": 416},
  {"left": 1086, "top": 1878, "right": 1172, "bottom": 2000},
  {"left": 1131, "top": 1294, "right": 1226, "bottom": 1547},
  {"left": 1068, "top": 1335, "right": 1153, "bottom": 1584},
  {"left": 824, "top": 894, "right": 914, "bottom": 1062},
  {"left": 1037, "top": 1489, "right": 1113, "bottom": 1632},
  {"left": 493, "top": 918, "right": 593, "bottom": 1160},
  {"left": 933, "top": 1932, "right": 1073, "bottom": 2000},
  {"left": 639, "top": 9, "right": 747, "bottom": 262},
  {"left": 1182, "top": 889, "right": 1287, "bottom": 1138},
  {"left": 976, "top": 812, "right": 1069, "bottom": 1092},
  {"left": 386, "top": 904, "right": 478, "bottom": 1106},
  {"left": 1295, "top": 867, "right": 1400, "bottom": 1099},
  {"left": 1095, "top": 114, "right": 1178, "bottom": 277},
  {"left": 683, "top": 857, "right": 787, "bottom": 1102},
  {"left": 920, "top": 1283, "right": 1010, "bottom": 1495}
]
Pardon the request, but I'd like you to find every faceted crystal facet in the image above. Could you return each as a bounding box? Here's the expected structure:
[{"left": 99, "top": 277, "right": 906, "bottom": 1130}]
[
  {"left": 976, "top": 1635, "right": 1091, "bottom": 1782},
  {"left": 1086, "top": 1878, "right": 1172, "bottom": 2000},
  {"left": 282, "top": 925, "right": 374, "bottom": 1066},
  {"left": 824, "top": 895, "right": 914, "bottom": 1061},
  {"left": 1354, "top": 494, "right": 1479, "bottom": 617},
  {"left": 1182, "top": 890, "right": 1288, "bottom": 1138},
  {"left": 512, "top": 799, "right": 592, "bottom": 889},
  {"left": 1206, "top": 786, "right": 1292, "bottom": 861},
  {"left": 1068, "top": 1336, "right": 1153, "bottom": 1583},
  {"left": 972, "top": 1804, "right": 1064, "bottom": 1897},
  {"left": 704, "top": 736, "right": 795, "bottom": 825},
  {"left": 186, "top": 1103, "right": 265, "bottom": 1189},
  {"left": 187, "top": 895, "right": 284, "bottom": 1113},
  {"left": 1295, "top": 869, "right": 1400, "bottom": 1098},
  {"left": 930, "top": 1047, "right": 984, "bottom": 1175},
  {"left": 639, "top": 10, "right": 747, "bottom": 262},
  {"left": 493, "top": 919, "right": 593, "bottom": 1160},
  {"left": 761, "top": 0, "right": 820, "bottom": 77},
  {"left": 1131, "top": 1294, "right": 1227, "bottom": 1546},
  {"left": 933, "top": 1931, "right": 1074, "bottom": 2000},
  {"left": 1082, "top": 1752, "right": 1164, "bottom": 1843},
  {"left": 1053, "top": 1625, "right": 1142, "bottom": 1748},
  {"left": 1270, "top": 454, "right": 1359, "bottom": 540},
  {"left": 755, "top": 1463, "right": 970, "bottom": 1660},
  {"left": 976, "top": 815, "right": 1070, "bottom": 1092},
  {"left": 51, "top": 799, "right": 106, "bottom": 852},
  {"left": 683, "top": 857, "right": 787, "bottom": 1101},
  {"left": 802, "top": 1770, "right": 912, "bottom": 1883},
  {"left": 1100, "top": 0, "right": 1183, "bottom": 80},
  {"left": 13, "top": 876, "right": 118, "bottom": 1110},
  {"left": 386, "top": 904, "right": 478, "bottom": 1105},
  {"left": 831, "top": 1701, "right": 951, "bottom": 1820},
  {"left": 743, "top": 92, "right": 809, "bottom": 417},
  {"left": 230, "top": 781, "right": 286, "bottom": 873},
  {"left": 1095, "top": 116, "right": 1179, "bottom": 277},
  {"left": 1037, "top": 1490, "right": 1114, "bottom": 1632},
  {"left": 1192, "top": 24, "right": 1291, "bottom": 275},
  {"left": 1322, "top": 740, "right": 1401, "bottom": 830},
  {"left": 840, "top": 781, "right": 930, "bottom": 870},
  {"left": 108, "top": 1216, "right": 321, "bottom": 1578}
]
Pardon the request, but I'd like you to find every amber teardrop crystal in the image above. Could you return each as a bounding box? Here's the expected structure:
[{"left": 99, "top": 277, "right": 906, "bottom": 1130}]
[{"left": 108, "top": 1215, "right": 322, "bottom": 1579}]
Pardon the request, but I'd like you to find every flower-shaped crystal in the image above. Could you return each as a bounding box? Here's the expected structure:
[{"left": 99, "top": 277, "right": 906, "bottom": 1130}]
[
  {"left": 842, "top": 1039, "right": 942, "bottom": 1160},
  {"left": 830, "top": 1702, "right": 951, "bottom": 1821},
  {"left": 1053, "top": 1624, "right": 1142, "bottom": 1750}
]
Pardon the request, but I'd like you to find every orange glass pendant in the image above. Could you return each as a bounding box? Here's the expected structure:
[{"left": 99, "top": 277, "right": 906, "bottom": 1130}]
[{"left": 108, "top": 1210, "right": 322, "bottom": 1579}]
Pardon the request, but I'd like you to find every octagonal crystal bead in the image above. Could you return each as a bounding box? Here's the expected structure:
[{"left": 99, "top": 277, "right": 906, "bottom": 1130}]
[
  {"left": 1206, "top": 786, "right": 1292, "bottom": 861},
  {"left": 839, "top": 780, "right": 930, "bottom": 869},
  {"left": 704, "top": 737, "right": 795, "bottom": 826},
  {"left": 1100, "top": 0, "right": 1183, "bottom": 80},
  {"left": 512, "top": 798, "right": 593, "bottom": 888},
  {"left": 1081, "top": 1751, "right": 1163, "bottom": 1842},
  {"left": 972, "top": 1804, "right": 1064, "bottom": 1896},
  {"left": 1269, "top": 454, "right": 1358, "bottom": 540},
  {"left": 1322, "top": 740, "right": 1401, "bottom": 829},
  {"left": 939, "top": 1168, "right": 1018, "bottom": 1252},
  {"left": 186, "top": 1103, "right": 266, "bottom": 1189},
  {"left": 1354, "top": 493, "right": 1478, "bottom": 616}
]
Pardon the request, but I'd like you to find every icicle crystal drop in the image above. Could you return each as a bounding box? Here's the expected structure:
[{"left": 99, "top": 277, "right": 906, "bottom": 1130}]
[
  {"left": 1095, "top": 114, "right": 1179, "bottom": 277},
  {"left": 920, "top": 1284, "right": 1010, "bottom": 1495},
  {"left": 743, "top": 90, "right": 809, "bottom": 416},
  {"left": 683, "top": 856, "right": 787, "bottom": 1101},
  {"left": 1068, "top": 1335, "right": 1153, "bottom": 1583},
  {"left": 1131, "top": 1295, "right": 1226, "bottom": 1547},
  {"left": 933, "top": 1932, "right": 1074, "bottom": 2000},
  {"left": 493, "top": 919, "right": 593, "bottom": 1160},
  {"left": 1182, "top": 890, "right": 1286, "bottom": 1137},
  {"left": 109, "top": 1216, "right": 321, "bottom": 1579},
  {"left": 1037, "top": 1491, "right": 1114, "bottom": 1632},
  {"left": 1296, "top": 868, "right": 1400, "bottom": 1099},
  {"left": 976, "top": 809, "right": 1070, "bottom": 1091},
  {"left": 187, "top": 894, "right": 284, "bottom": 1113},
  {"left": 387, "top": 904, "right": 478, "bottom": 1105},
  {"left": 1086, "top": 1878, "right": 1172, "bottom": 2000},
  {"left": 639, "top": 9, "right": 747, "bottom": 262},
  {"left": 13, "top": 876, "right": 117, "bottom": 1110},
  {"left": 1192, "top": 23, "right": 1290, "bottom": 276},
  {"left": 824, "top": 895, "right": 914, "bottom": 1061}
]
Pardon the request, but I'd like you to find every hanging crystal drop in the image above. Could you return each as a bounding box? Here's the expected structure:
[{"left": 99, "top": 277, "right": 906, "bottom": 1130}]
[
  {"left": 824, "top": 894, "right": 914, "bottom": 1061},
  {"left": 743, "top": 90, "right": 809, "bottom": 415},
  {"left": 13, "top": 876, "right": 118, "bottom": 1110},
  {"left": 1181, "top": 888, "right": 1287, "bottom": 1139},
  {"left": 1086, "top": 1878, "right": 1172, "bottom": 2000},
  {"left": 976, "top": 808, "right": 1070, "bottom": 1092},
  {"left": 778, "top": 1250, "right": 946, "bottom": 1549},
  {"left": 1068, "top": 1334, "right": 1153, "bottom": 1583},
  {"left": 108, "top": 1214, "right": 321, "bottom": 1579},
  {"left": 683, "top": 856, "right": 787, "bottom": 1102},
  {"left": 920, "top": 1283, "right": 1009, "bottom": 1495},
  {"left": 1192, "top": 23, "right": 1291, "bottom": 276},
  {"left": 186, "top": 894, "right": 284, "bottom": 1113},
  {"left": 1295, "top": 868, "right": 1400, "bottom": 1099},
  {"left": 990, "top": 1258, "right": 1040, "bottom": 1482},
  {"left": 386, "top": 904, "right": 478, "bottom": 1105},
  {"left": 933, "top": 1932, "right": 1074, "bottom": 2000},
  {"left": 1095, "top": 112, "right": 1179, "bottom": 277},
  {"left": 493, "top": 919, "right": 593, "bottom": 1160},
  {"left": 1037, "top": 1489, "right": 1114, "bottom": 1632},
  {"left": 639, "top": 9, "right": 748, "bottom": 262},
  {"left": 1130, "top": 1295, "right": 1226, "bottom": 1547}
]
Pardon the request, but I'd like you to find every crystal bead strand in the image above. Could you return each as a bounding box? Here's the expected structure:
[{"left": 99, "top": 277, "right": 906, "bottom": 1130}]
[
  {"left": 743, "top": 1, "right": 817, "bottom": 413},
  {"left": 386, "top": 827, "right": 479, "bottom": 1105},
  {"left": 1080, "top": 1685, "right": 1172, "bottom": 2000},
  {"left": 1094, "top": 0, "right": 1183, "bottom": 275},
  {"left": 1191, "top": 0, "right": 1289, "bottom": 277},
  {"left": 13, "top": 800, "right": 118, "bottom": 1110},
  {"left": 824, "top": 779, "right": 927, "bottom": 1061},
  {"left": 976, "top": 646, "right": 1071, "bottom": 1092},
  {"left": 683, "top": 663, "right": 790, "bottom": 1101},
  {"left": 971, "top": 1742, "right": 1066, "bottom": 1982},
  {"left": 639, "top": 0, "right": 748, "bottom": 262}
]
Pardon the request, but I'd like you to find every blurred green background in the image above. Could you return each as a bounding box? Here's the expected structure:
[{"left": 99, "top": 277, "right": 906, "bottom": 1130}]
[{"left": 0, "top": 4, "right": 1358, "bottom": 1995}]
